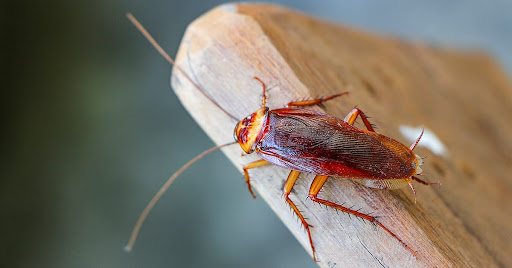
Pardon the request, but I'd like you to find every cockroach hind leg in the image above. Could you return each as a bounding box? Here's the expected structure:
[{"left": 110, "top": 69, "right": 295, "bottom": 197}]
[
  {"left": 309, "top": 175, "right": 416, "bottom": 256},
  {"left": 283, "top": 171, "right": 318, "bottom": 261},
  {"left": 343, "top": 108, "right": 376, "bottom": 132}
]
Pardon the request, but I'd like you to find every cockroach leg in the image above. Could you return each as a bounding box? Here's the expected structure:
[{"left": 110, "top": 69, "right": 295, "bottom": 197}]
[
  {"left": 405, "top": 178, "right": 417, "bottom": 204},
  {"left": 408, "top": 176, "right": 442, "bottom": 203},
  {"left": 242, "top": 159, "right": 271, "bottom": 199},
  {"left": 283, "top": 170, "right": 317, "bottom": 262},
  {"left": 412, "top": 176, "right": 442, "bottom": 187},
  {"left": 308, "top": 175, "right": 417, "bottom": 256},
  {"left": 344, "top": 108, "right": 375, "bottom": 132},
  {"left": 252, "top": 76, "right": 267, "bottom": 108},
  {"left": 285, "top": 92, "right": 348, "bottom": 108}
]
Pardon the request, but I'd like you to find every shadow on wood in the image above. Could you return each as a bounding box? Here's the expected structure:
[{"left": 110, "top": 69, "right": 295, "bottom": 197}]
[{"left": 171, "top": 3, "right": 512, "bottom": 267}]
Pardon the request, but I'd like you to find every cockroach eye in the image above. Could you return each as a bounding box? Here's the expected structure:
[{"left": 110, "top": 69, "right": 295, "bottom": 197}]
[{"left": 233, "top": 124, "right": 239, "bottom": 142}]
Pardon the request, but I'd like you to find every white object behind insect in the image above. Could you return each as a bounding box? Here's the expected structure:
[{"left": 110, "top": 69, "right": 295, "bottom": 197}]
[{"left": 400, "top": 125, "right": 448, "bottom": 156}]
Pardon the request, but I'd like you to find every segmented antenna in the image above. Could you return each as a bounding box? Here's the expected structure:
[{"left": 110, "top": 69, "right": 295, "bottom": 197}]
[
  {"left": 125, "top": 141, "right": 236, "bottom": 252},
  {"left": 125, "top": 13, "right": 239, "bottom": 251},
  {"left": 126, "top": 13, "right": 238, "bottom": 121}
]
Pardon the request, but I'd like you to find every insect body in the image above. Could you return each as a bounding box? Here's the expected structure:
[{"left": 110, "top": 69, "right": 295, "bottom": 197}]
[
  {"left": 126, "top": 14, "right": 440, "bottom": 262},
  {"left": 235, "top": 78, "right": 437, "bottom": 261}
]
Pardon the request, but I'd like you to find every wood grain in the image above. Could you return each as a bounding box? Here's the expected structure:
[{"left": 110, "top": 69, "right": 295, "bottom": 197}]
[{"left": 170, "top": 3, "right": 512, "bottom": 267}]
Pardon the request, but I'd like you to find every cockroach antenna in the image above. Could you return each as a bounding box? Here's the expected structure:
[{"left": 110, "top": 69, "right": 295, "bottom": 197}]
[
  {"left": 126, "top": 13, "right": 238, "bottom": 121},
  {"left": 124, "top": 142, "right": 236, "bottom": 252},
  {"left": 125, "top": 13, "right": 239, "bottom": 252},
  {"left": 126, "top": 12, "right": 439, "bottom": 262}
]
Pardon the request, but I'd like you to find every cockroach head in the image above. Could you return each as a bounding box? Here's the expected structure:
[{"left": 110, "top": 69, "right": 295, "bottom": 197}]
[
  {"left": 234, "top": 107, "right": 269, "bottom": 154},
  {"left": 413, "top": 154, "right": 424, "bottom": 175}
]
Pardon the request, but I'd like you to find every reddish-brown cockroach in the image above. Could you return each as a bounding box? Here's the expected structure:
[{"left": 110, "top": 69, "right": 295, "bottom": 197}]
[{"left": 125, "top": 13, "right": 440, "bottom": 262}]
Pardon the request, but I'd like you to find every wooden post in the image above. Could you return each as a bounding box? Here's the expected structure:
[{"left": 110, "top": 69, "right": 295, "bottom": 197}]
[{"left": 171, "top": 3, "right": 512, "bottom": 267}]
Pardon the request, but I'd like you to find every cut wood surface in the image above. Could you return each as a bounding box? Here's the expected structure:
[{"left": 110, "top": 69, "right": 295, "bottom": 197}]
[{"left": 170, "top": 3, "right": 512, "bottom": 267}]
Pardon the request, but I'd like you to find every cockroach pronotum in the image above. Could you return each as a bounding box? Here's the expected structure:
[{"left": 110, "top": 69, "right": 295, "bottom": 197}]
[{"left": 125, "top": 13, "right": 441, "bottom": 262}]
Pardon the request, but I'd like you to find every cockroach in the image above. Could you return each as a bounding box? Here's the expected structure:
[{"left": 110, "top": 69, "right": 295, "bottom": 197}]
[{"left": 125, "top": 13, "right": 441, "bottom": 262}]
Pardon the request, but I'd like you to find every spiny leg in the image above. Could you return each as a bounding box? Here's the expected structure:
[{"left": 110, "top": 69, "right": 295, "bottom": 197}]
[
  {"left": 407, "top": 176, "right": 442, "bottom": 204},
  {"left": 286, "top": 92, "right": 348, "bottom": 108},
  {"left": 253, "top": 76, "right": 267, "bottom": 108},
  {"left": 405, "top": 178, "right": 417, "bottom": 204},
  {"left": 253, "top": 76, "right": 347, "bottom": 110},
  {"left": 344, "top": 108, "right": 375, "bottom": 132},
  {"left": 283, "top": 170, "right": 318, "bottom": 262},
  {"left": 242, "top": 159, "right": 271, "bottom": 199},
  {"left": 412, "top": 176, "right": 442, "bottom": 187},
  {"left": 308, "top": 175, "right": 416, "bottom": 256}
]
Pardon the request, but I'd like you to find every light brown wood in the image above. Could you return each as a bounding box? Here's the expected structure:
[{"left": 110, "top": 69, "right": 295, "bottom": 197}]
[{"left": 171, "top": 3, "right": 512, "bottom": 267}]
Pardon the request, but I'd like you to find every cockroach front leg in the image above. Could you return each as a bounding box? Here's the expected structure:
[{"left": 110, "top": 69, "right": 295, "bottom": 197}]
[
  {"left": 412, "top": 176, "right": 442, "bottom": 187},
  {"left": 410, "top": 176, "right": 442, "bottom": 203},
  {"left": 283, "top": 170, "right": 318, "bottom": 262},
  {"left": 286, "top": 92, "right": 348, "bottom": 108},
  {"left": 242, "top": 159, "right": 271, "bottom": 199},
  {"left": 344, "top": 108, "right": 375, "bottom": 132},
  {"left": 308, "top": 175, "right": 417, "bottom": 256}
]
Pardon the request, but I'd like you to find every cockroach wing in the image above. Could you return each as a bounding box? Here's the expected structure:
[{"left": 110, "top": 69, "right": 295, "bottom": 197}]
[
  {"left": 257, "top": 109, "right": 416, "bottom": 179},
  {"left": 351, "top": 178, "right": 410, "bottom": 189}
]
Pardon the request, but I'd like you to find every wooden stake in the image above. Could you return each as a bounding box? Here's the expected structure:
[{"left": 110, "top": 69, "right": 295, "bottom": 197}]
[{"left": 171, "top": 3, "right": 512, "bottom": 267}]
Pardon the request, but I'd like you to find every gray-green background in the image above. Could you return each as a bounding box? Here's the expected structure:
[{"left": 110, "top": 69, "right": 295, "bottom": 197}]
[{"left": 4, "top": 0, "right": 511, "bottom": 267}]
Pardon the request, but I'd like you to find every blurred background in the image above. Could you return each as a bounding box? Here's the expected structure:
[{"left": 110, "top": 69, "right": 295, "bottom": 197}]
[{"left": 3, "top": 0, "right": 511, "bottom": 267}]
